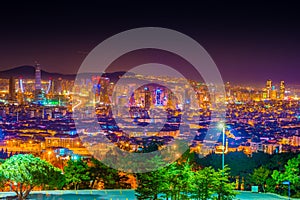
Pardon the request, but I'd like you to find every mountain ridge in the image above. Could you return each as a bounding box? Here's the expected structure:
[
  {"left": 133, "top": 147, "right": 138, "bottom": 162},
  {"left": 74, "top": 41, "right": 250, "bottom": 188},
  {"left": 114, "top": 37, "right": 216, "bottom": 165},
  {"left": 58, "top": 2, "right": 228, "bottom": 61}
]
[{"left": 0, "top": 66, "right": 130, "bottom": 82}]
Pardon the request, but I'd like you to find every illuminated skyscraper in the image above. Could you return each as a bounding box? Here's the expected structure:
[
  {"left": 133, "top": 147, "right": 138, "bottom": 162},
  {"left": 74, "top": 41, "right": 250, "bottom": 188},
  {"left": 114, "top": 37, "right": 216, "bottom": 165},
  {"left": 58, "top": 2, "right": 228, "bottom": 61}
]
[
  {"left": 225, "top": 82, "right": 231, "bottom": 99},
  {"left": 266, "top": 79, "right": 272, "bottom": 99},
  {"left": 9, "top": 77, "right": 16, "bottom": 101},
  {"left": 266, "top": 79, "right": 272, "bottom": 89},
  {"left": 279, "top": 81, "right": 285, "bottom": 100},
  {"left": 54, "top": 78, "right": 63, "bottom": 94},
  {"left": 34, "top": 62, "right": 45, "bottom": 104},
  {"left": 167, "top": 90, "right": 175, "bottom": 109},
  {"left": 155, "top": 88, "right": 162, "bottom": 106},
  {"left": 144, "top": 87, "right": 151, "bottom": 110},
  {"left": 99, "top": 77, "right": 110, "bottom": 103},
  {"left": 35, "top": 62, "right": 42, "bottom": 91},
  {"left": 270, "top": 86, "right": 277, "bottom": 100}
]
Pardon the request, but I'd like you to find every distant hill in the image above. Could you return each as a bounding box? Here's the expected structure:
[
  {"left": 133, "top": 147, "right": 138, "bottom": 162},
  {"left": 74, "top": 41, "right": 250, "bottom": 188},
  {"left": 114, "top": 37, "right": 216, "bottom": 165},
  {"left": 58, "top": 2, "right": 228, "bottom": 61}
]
[
  {"left": 0, "top": 66, "right": 75, "bottom": 80},
  {"left": 0, "top": 66, "right": 132, "bottom": 82}
]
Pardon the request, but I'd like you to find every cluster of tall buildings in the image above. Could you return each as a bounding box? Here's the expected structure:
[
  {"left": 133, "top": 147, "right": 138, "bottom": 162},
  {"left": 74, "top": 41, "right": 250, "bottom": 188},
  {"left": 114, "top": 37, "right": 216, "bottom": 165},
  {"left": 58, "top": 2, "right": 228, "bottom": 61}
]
[
  {"left": 264, "top": 79, "right": 285, "bottom": 100},
  {"left": 3, "top": 63, "right": 73, "bottom": 106},
  {"left": 2, "top": 63, "right": 294, "bottom": 110}
]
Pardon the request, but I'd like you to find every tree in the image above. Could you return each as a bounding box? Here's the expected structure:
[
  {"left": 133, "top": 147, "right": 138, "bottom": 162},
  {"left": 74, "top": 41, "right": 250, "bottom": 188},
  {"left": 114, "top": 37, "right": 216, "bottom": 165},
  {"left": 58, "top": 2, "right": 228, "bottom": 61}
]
[
  {"left": 198, "top": 152, "right": 255, "bottom": 190},
  {"left": 160, "top": 160, "right": 194, "bottom": 200},
  {"left": 0, "top": 154, "right": 64, "bottom": 200},
  {"left": 170, "top": 161, "right": 194, "bottom": 199},
  {"left": 272, "top": 154, "right": 300, "bottom": 197},
  {"left": 135, "top": 156, "right": 168, "bottom": 200},
  {"left": 64, "top": 159, "right": 90, "bottom": 190},
  {"left": 212, "top": 167, "right": 238, "bottom": 200},
  {"left": 191, "top": 167, "right": 216, "bottom": 200},
  {"left": 250, "top": 166, "right": 271, "bottom": 193},
  {"left": 136, "top": 168, "right": 166, "bottom": 200},
  {"left": 89, "top": 158, "right": 127, "bottom": 189},
  {"left": 267, "top": 152, "right": 298, "bottom": 171}
]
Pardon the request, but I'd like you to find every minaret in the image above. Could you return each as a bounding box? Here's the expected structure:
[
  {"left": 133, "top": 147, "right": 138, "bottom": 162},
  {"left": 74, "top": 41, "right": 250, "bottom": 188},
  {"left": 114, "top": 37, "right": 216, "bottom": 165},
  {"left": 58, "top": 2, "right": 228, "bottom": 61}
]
[{"left": 35, "top": 62, "right": 42, "bottom": 91}]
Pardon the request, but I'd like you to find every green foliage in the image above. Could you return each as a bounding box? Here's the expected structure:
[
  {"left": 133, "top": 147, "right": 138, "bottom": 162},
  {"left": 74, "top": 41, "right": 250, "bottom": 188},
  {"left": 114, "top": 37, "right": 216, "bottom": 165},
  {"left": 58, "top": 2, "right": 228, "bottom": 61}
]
[
  {"left": 198, "top": 151, "right": 300, "bottom": 191},
  {"left": 135, "top": 156, "right": 237, "bottom": 200},
  {"left": 272, "top": 154, "right": 300, "bottom": 197},
  {"left": 0, "top": 154, "right": 64, "bottom": 200},
  {"left": 64, "top": 159, "right": 90, "bottom": 190},
  {"left": 211, "top": 167, "right": 238, "bottom": 200},
  {"left": 191, "top": 166, "right": 215, "bottom": 200},
  {"left": 266, "top": 152, "right": 298, "bottom": 171},
  {"left": 163, "top": 161, "right": 194, "bottom": 200},
  {"left": 135, "top": 156, "right": 169, "bottom": 199},
  {"left": 250, "top": 166, "right": 271, "bottom": 192},
  {"left": 89, "top": 158, "right": 128, "bottom": 189}
]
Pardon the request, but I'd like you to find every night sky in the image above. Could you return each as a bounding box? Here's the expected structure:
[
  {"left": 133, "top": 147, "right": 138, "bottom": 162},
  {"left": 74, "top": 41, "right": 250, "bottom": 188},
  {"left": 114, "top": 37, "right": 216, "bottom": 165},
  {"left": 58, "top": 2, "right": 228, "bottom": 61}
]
[{"left": 0, "top": 2, "right": 300, "bottom": 85}]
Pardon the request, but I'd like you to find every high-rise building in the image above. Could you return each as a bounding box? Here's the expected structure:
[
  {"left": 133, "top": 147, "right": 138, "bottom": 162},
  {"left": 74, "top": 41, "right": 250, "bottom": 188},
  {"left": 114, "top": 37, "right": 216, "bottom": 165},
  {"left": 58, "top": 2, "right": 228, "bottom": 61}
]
[
  {"left": 270, "top": 86, "right": 277, "bottom": 100},
  {"left": 35, "top": 62, "right": 42, "bottom": 91},
  {"left": 155, "top": 88, "right": 162, "bottom": 106},
  {"left": 266, "top": 79, "right": 272, "bottom": 89},
  {"left": 266, "top": 79, "right": 272, "bottom": 99},
  {"left": 167, "top": 90, "right": 175, "bottom": 109},
  {"left": 53, "top": 78, "right": 63, "bottom": 94},
  {"left": 9, "top": 77, "right": 16, "bottom": 101},
  {"left": 144, "top": 87, "right": 151, "bottom": 110},
  {"left": 225, "top": 82, "right": 231, "bottom": 99},
  {"left": 279, "top": 81, "right": 285, "bottom": 100},
  {"left": 34, "top": 62, "right": 45, "bottom": 104},
  {"left": 99, "top": 77, "right": 110, "bottom": 103}
]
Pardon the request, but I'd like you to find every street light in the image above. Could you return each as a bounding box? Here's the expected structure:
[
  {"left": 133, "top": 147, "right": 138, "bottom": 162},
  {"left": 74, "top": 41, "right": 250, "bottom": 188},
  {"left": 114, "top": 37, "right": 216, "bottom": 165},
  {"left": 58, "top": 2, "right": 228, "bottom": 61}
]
[{"left": 218, "top": 122, "right": 226, "bottom": 172}]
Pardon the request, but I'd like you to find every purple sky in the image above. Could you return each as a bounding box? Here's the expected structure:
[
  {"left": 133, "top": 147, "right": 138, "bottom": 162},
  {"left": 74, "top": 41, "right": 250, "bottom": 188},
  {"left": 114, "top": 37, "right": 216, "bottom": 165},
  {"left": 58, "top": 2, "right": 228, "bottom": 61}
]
[{"left": 0, "top": 2, "right": 299, "bottom": 84}]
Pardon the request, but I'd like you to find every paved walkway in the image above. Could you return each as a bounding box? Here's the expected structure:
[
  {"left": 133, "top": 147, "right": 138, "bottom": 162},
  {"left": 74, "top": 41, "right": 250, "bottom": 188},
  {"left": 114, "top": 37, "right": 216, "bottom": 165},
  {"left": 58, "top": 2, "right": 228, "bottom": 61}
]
[
  {"left": 236, "top": 191, "right": 300, "bottom": 199},
  {"left": 1, "top": 190, "right": 299, "bottom": 200}
]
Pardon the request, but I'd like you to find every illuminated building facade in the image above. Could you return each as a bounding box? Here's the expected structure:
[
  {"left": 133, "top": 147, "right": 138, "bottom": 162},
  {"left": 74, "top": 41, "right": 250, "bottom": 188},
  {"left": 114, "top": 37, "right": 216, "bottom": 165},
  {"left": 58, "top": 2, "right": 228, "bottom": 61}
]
[
  {"left": 9, "top": 77, "right": 16, "bottom": 101},
  {"left": 155, "top": 88, "right": 162, "bottom": 106},
  {"left": 144, "top": 87, "right": 151, "bottom": 110},
  {"left": 280, "top": 80, "right": 285, "bottom": 100},
  {"left": 266, "top": 79, "right": 272, "bottom": 99},
  {"left": 35, "top": 62, "right": 42, "bottom": 91},
  {"left": 270, "top": 85, "right": 277, "bottom": 100}
]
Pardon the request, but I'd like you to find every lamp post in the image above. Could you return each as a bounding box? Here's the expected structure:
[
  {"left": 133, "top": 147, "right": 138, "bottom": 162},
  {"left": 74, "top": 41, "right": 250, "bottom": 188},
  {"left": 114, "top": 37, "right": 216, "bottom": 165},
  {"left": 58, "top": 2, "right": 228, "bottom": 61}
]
[{"left": 218, "top": 123, "right": 226, "bottom": 172}]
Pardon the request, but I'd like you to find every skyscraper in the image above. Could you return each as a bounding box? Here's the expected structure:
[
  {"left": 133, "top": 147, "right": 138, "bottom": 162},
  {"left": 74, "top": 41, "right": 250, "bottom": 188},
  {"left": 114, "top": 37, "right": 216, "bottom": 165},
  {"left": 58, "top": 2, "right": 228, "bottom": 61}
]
[
  {"left": 144, "top": 87, "right": 151, "bottom": 110},
  {"left": 155, "top": 88, "right": 162, "bottom": 106},
  {"left": 270, "top": 86, "right": 277, "bottom": 100},
  {"left": 54, "top": 78, "right": 63, "bottom": 94},
  {"left": 9, "top": 76, "right": 16, "bottom": 101},
  {"left": 279, "top": 81, "right": 285, "bottom": 100},
  {"left": 34, "top": 62, "right": 45, "bottom": 104},
  {"left": 99, "top": 77, "right": 110, "bottom": 103},
  {"left": 266, "top": 79, "right": 272, "bottom": 99},
  {"left": 35, "top": 62, "right": 42, "bottom": 91},
  {"left": 167, "top": 90, "right": 175, "bottom": 109},
  {"left": 266, "top": 79, "right": 272, "bottom": 89}
]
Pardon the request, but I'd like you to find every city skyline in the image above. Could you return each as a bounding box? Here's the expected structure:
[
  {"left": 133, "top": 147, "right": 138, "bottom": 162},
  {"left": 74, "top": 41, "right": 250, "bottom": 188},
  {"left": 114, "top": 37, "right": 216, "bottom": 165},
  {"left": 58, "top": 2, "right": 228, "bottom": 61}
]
[{"left": 0, "top": 64, "right": 298, "bottom": 88}]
